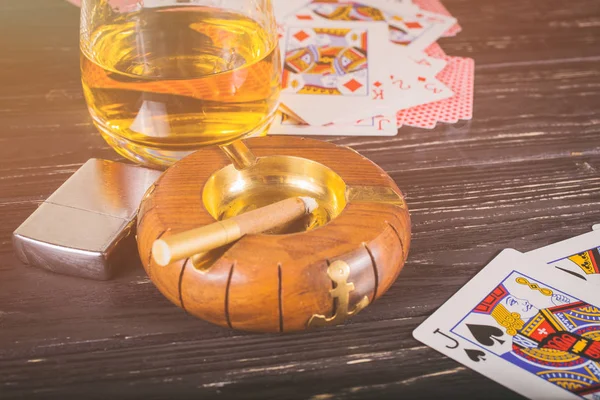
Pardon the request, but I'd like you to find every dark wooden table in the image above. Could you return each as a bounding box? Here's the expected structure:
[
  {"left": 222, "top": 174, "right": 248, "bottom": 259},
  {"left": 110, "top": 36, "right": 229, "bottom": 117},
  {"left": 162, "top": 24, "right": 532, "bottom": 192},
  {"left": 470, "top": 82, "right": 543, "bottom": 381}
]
[{"left": 1, "top": 0, "right": 600, "bottom": 398}]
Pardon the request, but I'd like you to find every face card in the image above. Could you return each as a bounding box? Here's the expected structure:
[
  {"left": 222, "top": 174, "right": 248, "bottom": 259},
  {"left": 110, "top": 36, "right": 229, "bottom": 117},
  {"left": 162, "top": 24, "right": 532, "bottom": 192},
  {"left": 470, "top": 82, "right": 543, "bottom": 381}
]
[
  {"left": 527, "top": 230, "right": 600, "bottom": 285},
  {"left": 281, "top": 0, "right": 394, "bottom": 23},
  {"left": 279, "top": 21, "right": 453, "bottom": 126},
  {"left": 282, "top": 26, "right": 368, "bottom": 97},
  {"left": 269, "top": 111, "right": 397, "bottom": 136},
  {"left": 275, "top": 0, "right": 456, "bottom": 52},
  {"left": 275, "top": 0, "right": 418, "bottom": 25},
  {"left": 279, "top": 22, "right": 394, "bottom": 126},
  {"left": 371, "top": 1, "right": 457, "bottom": 50},
  {"left": 414, "top": 249, "right": 600, "bottom": 399}
]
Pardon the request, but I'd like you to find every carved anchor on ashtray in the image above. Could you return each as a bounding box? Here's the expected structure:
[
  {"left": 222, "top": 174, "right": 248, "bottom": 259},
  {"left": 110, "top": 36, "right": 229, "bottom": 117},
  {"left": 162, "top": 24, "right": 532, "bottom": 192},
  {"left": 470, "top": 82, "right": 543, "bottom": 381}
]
[{"left": 308, "top": 260, "right": 370, "bottom": 328}]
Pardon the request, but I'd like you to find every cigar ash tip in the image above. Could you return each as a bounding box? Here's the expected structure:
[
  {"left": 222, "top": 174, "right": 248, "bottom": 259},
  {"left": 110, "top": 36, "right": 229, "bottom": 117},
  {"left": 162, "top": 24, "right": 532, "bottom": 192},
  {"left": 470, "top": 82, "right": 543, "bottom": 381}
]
[{"left": 299, "top": 196, "right": 319, "bottom": 214}]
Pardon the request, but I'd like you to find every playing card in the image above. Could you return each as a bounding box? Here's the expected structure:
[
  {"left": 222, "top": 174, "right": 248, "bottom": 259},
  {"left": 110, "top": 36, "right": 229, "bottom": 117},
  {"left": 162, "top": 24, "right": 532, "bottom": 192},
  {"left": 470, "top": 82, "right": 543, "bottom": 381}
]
[
  {"left": 398, "top": 59, "right": 446, "bottom": 128},
  {"left": 405, "top": 51, "right": 448, "bottom": 76},
  {"left": 365, "top": 0, "right": 457, "bottom": 50},
  {"left": 401, "top": 42, "right": 474, "bottom": 128},
  {"left": 413, "top": 0, "right": 462, "bottom": 37},
  {"left": 275, "top": 0, "right": 456, "bottom": 52},
  {"left": 301, "top": 43, "right": 452, "bottom": 123},
  {"left": 275, "top": 0, "right": 448, "bottom": 76},
  {"left": 414, "top": 249, "right": 600, "bottom": 399},
  {"left": 437, "top": 56, "right": 475, "bottom": 124},
  {"left": 399, "top": 41, "right": 453, "bottom": 129},
  {"left": 269, "top": 111, "right": 397, "bottom": 136},
  {"left": 321, "top": 69, "right": 452, "bottom": 127},
  {"left": 274, "top": 0, "right": 404, "bottom": 23},
  {"left": 279, "top": 22, "right": 395, "bottom": 125},
  {"left": 424, "top": 41, "right": 448, "bottom": 59},
  {"left": 396, "top": 108, "right": 408, "bottom": 128},
  {"left": 382, "top": 69, "right": 453, "bottom": 120},
  {"left": 399, "top": 55, "right": 474, "bottom": 128},
  {"left": 279, "top": 21, "right": 453, "bottom": 126},
  {"left": 527, "top": 230, "right": 600, "bottom": 285},
  {"left": 401, "top": 98, "right": 443, "bottom": 129}
]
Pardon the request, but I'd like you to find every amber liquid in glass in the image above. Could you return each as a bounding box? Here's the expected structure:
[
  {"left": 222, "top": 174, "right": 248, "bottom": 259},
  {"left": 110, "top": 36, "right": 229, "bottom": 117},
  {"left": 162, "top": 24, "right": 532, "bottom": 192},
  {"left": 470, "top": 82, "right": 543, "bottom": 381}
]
[{"left": 81, "top": 7, "right": 281, "bottom": 167}]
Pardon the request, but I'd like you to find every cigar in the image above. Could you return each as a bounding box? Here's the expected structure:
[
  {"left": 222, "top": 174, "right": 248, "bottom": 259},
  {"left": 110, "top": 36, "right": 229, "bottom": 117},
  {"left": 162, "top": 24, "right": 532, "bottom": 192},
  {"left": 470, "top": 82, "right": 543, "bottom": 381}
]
[{"left": 152, "top": 196, "right": 319, "bottom": 267}]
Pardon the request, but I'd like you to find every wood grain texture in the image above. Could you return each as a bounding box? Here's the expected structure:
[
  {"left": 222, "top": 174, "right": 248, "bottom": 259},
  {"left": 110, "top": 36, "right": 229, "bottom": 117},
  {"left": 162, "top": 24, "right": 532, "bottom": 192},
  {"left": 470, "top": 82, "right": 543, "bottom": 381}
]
[
  {"left": 137, "top": 137, "right": 410, "bottom": 332},
  {"left": 1, "top": 0, "right": 600, "bottom": 398}
]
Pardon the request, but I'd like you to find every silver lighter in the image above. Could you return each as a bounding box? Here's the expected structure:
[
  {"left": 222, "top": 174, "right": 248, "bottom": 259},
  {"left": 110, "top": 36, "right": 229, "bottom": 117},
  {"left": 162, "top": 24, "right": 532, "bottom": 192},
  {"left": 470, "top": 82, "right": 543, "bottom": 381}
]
[{"left": 12, "top": 159, "right": 162, "bottom": 280}]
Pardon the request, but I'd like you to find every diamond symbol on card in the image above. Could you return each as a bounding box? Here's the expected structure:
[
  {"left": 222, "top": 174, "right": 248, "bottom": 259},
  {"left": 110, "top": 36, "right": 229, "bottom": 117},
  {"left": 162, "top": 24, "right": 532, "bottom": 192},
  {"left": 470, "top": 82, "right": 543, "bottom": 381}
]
[
  {"left": 344, "top": 79, "right": 363, "bottom": 92},
  {"left": 405, "top": 21, "right": 423, "bottom": 29},
  {"left": 294, "top": 30, "right": 310, "bottom": 42},
  {"left": 418, "top": 76, "right": 426, "bottom": 82},
  {"left": 296, "top": 14, "right": 313, "bottom": 20},
  {"left": 374, "top": 81, "right": 382, "bottom": 88}
]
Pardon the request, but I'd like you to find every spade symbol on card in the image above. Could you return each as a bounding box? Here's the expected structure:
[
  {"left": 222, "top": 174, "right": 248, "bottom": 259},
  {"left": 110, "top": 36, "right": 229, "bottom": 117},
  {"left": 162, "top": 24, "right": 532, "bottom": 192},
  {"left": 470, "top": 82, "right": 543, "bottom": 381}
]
[
  {"left": 464, "top": 349, "right": 486, "bottom": 362},
  {"left": 467, "top": 324, "right": 505, "bottom": 346}
]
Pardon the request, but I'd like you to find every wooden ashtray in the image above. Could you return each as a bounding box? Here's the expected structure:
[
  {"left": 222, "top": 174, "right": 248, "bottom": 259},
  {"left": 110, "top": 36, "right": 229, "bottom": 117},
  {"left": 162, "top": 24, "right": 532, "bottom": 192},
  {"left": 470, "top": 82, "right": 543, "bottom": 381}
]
[{"left": 137, "top": 136, "right": 410, "bottom": 332}]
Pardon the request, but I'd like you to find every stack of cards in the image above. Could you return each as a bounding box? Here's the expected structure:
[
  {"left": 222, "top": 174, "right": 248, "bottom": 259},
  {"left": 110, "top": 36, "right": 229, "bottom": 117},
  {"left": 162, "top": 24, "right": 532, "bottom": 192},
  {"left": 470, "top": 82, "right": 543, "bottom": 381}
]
[
  {"left": 414, "top": 227, "right": 600, "bottom": 399},
  {"left": 269, "top": 0, "right": 474, "bottom": 136}
]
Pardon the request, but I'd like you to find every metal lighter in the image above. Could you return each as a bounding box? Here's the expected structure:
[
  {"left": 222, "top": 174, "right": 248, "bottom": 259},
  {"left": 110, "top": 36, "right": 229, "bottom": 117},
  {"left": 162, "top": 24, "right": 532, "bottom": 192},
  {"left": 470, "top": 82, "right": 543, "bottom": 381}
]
[{"left": 12, "top": 159, "right": 162, "bottom": 280}]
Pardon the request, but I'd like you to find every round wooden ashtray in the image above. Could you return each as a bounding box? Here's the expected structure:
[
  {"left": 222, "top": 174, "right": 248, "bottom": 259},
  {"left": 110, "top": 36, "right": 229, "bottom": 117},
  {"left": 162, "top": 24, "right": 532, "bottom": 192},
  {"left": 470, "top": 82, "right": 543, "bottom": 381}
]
[{"left": 137, "top": 136, "right": 411, "bottom": 332}]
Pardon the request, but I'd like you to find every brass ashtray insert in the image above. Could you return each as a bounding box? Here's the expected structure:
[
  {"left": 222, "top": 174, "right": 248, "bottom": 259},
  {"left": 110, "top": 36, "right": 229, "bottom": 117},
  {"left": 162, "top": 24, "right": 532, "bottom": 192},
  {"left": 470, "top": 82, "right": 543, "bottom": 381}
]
[{"left": 203, "top": 155, "right": 347, "bottom": 234}]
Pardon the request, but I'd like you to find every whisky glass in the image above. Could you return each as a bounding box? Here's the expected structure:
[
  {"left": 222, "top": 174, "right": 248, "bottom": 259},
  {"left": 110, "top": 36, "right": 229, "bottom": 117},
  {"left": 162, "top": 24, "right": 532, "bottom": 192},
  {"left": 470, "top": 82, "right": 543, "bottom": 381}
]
[{"left": 80, "top": 0, "right": 281, "bottom": 168}]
